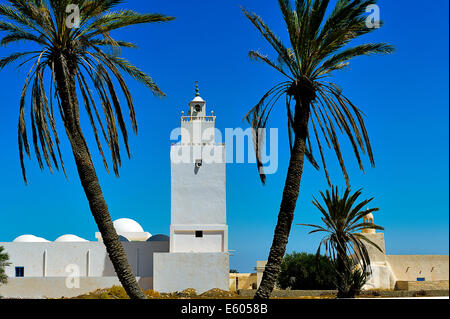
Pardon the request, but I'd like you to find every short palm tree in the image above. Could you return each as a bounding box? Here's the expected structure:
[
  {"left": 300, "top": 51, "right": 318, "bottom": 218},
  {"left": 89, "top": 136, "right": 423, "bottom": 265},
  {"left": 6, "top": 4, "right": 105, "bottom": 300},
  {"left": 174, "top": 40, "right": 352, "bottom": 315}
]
[
  {"left": 298, "top": 186, "right": 384, "bottom": 298},
  {"left": 0, "top": 246, "right": 10, "bottom": 285},
  {"left": 0, "top": 0, "right": 174, "bottom": 299},
  {"left": 241, "top": 0, "right": 394, "bottom": 299}
]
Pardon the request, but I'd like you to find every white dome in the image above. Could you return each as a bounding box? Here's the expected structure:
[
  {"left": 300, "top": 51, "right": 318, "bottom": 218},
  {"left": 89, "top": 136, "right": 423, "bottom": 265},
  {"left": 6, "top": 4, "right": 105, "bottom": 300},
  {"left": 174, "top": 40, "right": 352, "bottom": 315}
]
[
  {"left": 13, "top": 235, "right": 49, "bottom": 243},
  {"left": 113, "top": 218, "right": 144, "bottom": 233},
  {"left": 55, "top": 234, "right": 88, "bottom": 242},
  {"left": 364, "top": 213, "right": 374, "bottom": 220},
  {"left": 191, "top": 96, "right": 205, "bottom": 103}
]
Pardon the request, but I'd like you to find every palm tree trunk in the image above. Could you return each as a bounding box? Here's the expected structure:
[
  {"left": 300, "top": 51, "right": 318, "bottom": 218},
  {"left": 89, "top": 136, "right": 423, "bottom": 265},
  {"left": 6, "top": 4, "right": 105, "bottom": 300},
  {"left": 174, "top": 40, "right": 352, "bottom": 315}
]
[
  {"left": 254, "top": 94, "right": 311, "bottom": 299},
  {"left": 53, "top": 57, "right": 146, "bottom": 299},
  {"left": 336, "top": 241, "right": 350, "bottom": 298}
]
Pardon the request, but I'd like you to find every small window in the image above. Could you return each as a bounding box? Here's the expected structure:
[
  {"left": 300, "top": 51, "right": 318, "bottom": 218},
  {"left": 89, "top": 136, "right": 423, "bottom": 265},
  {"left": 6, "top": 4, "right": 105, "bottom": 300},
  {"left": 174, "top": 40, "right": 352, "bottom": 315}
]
[
  {"left": 15, "top": 267, "right": 24, "bottom": 277},
  {"left": 195, "top": 231, "right": 203, "bottom": 238}
]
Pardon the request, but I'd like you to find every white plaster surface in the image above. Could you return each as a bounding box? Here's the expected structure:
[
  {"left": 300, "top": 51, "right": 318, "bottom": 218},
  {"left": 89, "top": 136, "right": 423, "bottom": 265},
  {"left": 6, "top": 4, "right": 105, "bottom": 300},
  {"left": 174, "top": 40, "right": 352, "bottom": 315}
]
[
  {"left": 256, "top": 260, "right": 267, "bottom": 289},
  {"left": 361, "top": 233, "right": 449, "bottom": 290},
  {"left": 170, "top": 146, "right": 226, "bottom": 225},
  {"left": 362, "top": 233, "right": 387, "bottom": 263},
  {"left": 386, "top": 255, "right": 449, "bottom": 282},
  {"left": 170, "top": 224, "right": 228, "bottom": 253},
  {"left": 172, "top": 230, "right": 224, "bottom": 253},
  {"left": 153, "top": 252, "right": 229, "bottom": 293},
  {"left": 0, "top": 241, "right": 169, "bottom": 278}
]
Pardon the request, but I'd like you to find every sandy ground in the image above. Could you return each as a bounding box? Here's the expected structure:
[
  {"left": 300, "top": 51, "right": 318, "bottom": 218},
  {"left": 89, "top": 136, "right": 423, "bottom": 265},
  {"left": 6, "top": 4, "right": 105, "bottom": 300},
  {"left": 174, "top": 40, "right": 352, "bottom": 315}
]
[{"left": 358, "top": 296, "right": 449, "bottom": 299}]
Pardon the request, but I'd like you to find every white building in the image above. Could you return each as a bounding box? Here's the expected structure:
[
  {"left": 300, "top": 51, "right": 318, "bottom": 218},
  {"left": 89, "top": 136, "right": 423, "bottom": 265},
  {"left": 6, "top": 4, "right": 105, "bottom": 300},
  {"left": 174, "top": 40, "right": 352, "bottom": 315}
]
[
  {"left": 359, "top": 213, "right": 448, "bottom": 291},
  {"left": 255, "top": 212, "right": 449, "bottom": 291},
  {"left": 0, "top": 86, "right": 229, "bottom": 298},
  {"left": 154, "top": 83, "right": 229, "bottom": 293}
]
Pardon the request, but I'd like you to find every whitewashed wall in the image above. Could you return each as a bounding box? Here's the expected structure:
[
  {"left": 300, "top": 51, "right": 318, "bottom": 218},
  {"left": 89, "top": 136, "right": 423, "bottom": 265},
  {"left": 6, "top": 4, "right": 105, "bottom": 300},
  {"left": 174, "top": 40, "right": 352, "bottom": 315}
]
[
  {"left": 170, "top": 225, "right": 228, "bottom": 253},
  {"left": 153, "top": 252, "right": 229, "bottom": 293},
  {"left": 170, "top": 145, "right": 226, "bottom": 225},
  {"left": 361, "top": 233, "right": 449, "bottom": 289},
  {"left": 387, "top": 255, "right": 449, "bottom": 282},
  {"left": 0, "top": 241, "right": 169, "bottom": 278}
]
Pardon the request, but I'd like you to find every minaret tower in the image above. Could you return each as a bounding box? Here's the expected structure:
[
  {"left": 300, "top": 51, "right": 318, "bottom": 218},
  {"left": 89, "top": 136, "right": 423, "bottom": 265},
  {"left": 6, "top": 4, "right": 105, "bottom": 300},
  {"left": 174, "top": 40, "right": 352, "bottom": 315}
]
[{"left": 169, "top": 82, "right": 228, "bottom": 253}]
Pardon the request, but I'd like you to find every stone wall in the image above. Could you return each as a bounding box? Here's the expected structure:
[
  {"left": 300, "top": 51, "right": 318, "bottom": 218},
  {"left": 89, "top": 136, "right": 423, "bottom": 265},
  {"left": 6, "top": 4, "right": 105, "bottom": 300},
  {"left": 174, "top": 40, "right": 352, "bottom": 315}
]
[
  {"left": 238, "top": 289, "right": 337, "bottom": 297},
  {"left": 229, "top": 273, "right": 257, "bottom": 291},
  {"left": 387, "top": 255, "right": 449, "bottom": 282},
  {"left": 395, "top": 280, "right": 449, "bottom": 291},
  {"left": 238, "top": 289, "right": 449, "bottom": 298}
]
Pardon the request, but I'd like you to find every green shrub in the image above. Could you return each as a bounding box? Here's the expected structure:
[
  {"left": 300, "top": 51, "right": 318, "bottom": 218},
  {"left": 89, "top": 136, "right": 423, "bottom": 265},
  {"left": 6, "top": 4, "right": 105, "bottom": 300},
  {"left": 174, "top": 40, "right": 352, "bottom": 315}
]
[
  {"left": 277, "top": 252, "right": 336, "bottom": 290},
  {"left": 0, "top": 246, "right": 10, "bottom": 285},
  {"left": 337, "top": 265, "right": 368, "bottom": 298}
]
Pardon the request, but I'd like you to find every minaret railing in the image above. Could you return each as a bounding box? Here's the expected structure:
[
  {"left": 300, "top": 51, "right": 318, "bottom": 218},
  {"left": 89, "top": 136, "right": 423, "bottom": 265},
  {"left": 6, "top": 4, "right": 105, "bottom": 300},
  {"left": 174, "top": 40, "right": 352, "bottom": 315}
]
[{"left": 181, "top": 115, "right": 216, "bottom": 122}]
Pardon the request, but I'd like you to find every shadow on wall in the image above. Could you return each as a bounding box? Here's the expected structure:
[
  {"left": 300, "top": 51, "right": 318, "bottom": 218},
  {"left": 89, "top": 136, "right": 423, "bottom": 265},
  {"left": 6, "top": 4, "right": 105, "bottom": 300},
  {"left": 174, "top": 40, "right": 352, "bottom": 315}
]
[
  {"left": 99, "top": 243, "right": 159, "bottom": 291},
  {"left": 101, "top": 242, "right": 137, "bottom": 277},
  {"left": 138, "top": 277, "right": 153, "bottom": 290},
  {"left": 102, "top": 253, "right": 116, "bottom": 277},
  {"left": 101, "top": 240, "right": 170, "bottom": 278}
]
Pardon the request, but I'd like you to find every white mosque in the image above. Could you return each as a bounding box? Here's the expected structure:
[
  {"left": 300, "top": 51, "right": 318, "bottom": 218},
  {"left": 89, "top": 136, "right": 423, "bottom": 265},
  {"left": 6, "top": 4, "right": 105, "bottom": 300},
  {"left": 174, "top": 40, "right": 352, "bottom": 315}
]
[
  {"left": 0, "top": 86, "right": 229, "bottom": 299},
  {"left": 1, "top": 86, "right": 448, "bottom": 298}
]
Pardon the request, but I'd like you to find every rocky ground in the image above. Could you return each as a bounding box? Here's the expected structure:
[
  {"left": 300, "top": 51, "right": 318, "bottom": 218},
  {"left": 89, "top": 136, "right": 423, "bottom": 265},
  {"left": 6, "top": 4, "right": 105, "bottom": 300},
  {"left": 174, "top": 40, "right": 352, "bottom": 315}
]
[
  {"left": 68, "top": 286, "right": 245, "bottom": 299},
  {"left": 66, "top": 286, "right": 449, "bottom": 299}
]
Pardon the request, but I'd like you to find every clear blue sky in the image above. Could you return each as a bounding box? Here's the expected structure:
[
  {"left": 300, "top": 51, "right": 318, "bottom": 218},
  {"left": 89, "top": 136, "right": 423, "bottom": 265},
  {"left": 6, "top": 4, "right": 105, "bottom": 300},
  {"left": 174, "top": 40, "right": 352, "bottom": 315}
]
[{"left": 0, "top": 0, "right": 448, "bottom": 272}]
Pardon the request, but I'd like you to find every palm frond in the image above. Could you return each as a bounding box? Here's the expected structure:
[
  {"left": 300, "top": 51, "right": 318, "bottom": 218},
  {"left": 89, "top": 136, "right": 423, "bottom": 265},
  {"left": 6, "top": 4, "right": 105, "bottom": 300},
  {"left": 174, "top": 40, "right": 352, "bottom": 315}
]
[
  {"left": 81, "top": 11, "right": 175, "bottom": 39},
  {"left": 241, "top": 6, "right": 300, "bottom": 78},
  {"left": 243, "top": 82, "right": 290, "bottom": 184},
  {"left": 243, "top": 0, "right": 393, "bottom": 185},
  {"left": 0, "top": 51, "right": 41, "bottom": 70},
  {"left": 1, "top": 30, "right": 47, "bottom": 46},
  {"left": 314, "top": 43, "right": 394, "bottom": 78},
  {"left": 300, "top": 186, "right": 382, "bottom": 282},
  {"left": 0, "top": 0, "right": 174, "bottom": 183}
]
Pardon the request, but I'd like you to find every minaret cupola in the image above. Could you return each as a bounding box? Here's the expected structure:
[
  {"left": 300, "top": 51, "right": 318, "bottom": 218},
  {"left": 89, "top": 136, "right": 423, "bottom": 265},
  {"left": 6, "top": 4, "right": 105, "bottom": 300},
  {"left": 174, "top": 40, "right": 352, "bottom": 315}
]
[{"left": 188, "top": 81, "right": 206, "bottom": 117}]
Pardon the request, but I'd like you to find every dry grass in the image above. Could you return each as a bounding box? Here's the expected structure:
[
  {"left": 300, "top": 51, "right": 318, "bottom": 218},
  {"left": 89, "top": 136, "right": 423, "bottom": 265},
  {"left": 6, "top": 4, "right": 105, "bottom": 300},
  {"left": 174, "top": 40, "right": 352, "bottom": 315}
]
[
  {"left": 69, "top": 286, "right": 245, "bottom": 299},
  {"left": 71, "top": 286, "right": 431, "bottom": 299}
]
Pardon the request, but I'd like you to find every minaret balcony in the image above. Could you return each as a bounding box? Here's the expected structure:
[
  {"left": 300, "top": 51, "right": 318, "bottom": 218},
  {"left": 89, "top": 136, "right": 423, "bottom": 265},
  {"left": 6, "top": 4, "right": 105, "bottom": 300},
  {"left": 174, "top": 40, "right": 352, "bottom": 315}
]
[{"left": 181, "top": 115, "right": 216, "bottom": 122}]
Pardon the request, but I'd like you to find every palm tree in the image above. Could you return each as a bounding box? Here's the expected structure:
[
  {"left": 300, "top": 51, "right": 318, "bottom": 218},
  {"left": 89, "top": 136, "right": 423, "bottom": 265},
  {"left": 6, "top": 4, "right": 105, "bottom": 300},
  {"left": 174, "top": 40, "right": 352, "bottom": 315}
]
[
  {"left": 241, "top": 0, "right": 394, "bottom": 299},
  {"left": 298, "top": 186, "right": 384, "bottom": 298},
  {"left": 0, "top": 0, "right": 174, "bottom": 299}
]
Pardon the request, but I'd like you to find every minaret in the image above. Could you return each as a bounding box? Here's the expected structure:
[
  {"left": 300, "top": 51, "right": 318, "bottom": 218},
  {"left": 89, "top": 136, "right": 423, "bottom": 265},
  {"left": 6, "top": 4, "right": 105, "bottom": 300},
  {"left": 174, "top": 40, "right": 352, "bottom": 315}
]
[
  {"left": 362, "top": 207, "right": 376, "bottom": 234},
  {"left": 179, "top": 81, "right": 216, "bottom": 147},
  {"left": 169, "top": 83, "right": 228, "bottom": 253},
  {"left": 360, "top": 207, "right": 390, "bottom": 290}
]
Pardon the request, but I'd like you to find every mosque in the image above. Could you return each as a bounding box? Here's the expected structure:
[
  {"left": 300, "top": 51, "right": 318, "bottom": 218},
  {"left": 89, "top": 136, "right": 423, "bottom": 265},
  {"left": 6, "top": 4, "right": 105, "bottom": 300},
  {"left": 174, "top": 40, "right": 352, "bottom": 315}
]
[
  {"left": 355, "top": 213, "right": 448, "bottom": 291},
  {"left": 254, "top": 213, "right": 449, "bottom": 292},
  {"left": 0, "top": 87, "right": 448, "bottom": 298},
  {"left": 0, "top": 87, "right": 230, "bottom": 299}
]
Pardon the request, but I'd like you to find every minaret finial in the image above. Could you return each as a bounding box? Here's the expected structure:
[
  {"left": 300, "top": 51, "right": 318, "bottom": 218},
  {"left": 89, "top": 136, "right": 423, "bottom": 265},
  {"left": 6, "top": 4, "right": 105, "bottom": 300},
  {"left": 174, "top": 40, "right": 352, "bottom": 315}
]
[{"left": 195, "top": 81, "right": 200, "bottom": 97}]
